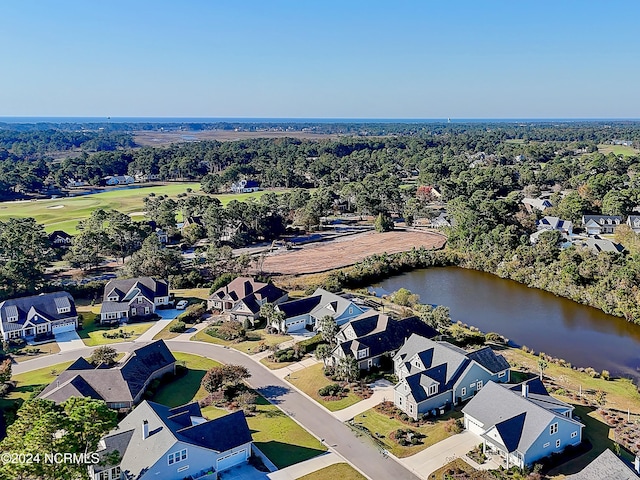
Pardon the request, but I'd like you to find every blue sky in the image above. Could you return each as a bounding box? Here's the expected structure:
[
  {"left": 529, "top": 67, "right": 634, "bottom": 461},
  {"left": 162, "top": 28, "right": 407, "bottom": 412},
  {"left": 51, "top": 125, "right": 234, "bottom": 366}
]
[{"left": 1, "top": 1, "right": 639, "bottom": 118}]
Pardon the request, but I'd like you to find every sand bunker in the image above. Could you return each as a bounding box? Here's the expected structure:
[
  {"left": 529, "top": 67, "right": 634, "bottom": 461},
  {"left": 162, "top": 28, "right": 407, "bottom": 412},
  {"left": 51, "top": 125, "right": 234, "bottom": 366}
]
[{"left": 47, "top": 205, "right": 65, "bottom": 209}]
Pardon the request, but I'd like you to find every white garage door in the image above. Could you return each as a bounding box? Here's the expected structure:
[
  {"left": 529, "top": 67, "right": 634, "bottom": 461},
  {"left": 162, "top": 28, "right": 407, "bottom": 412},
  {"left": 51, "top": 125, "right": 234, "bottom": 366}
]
[
  {"left": 286, "top": 318, "right": 306, "bottom": 332},
  {"left": 216, "top": 448, "right": 247, "bottom": 472},
  {"left": 465, "top": 416, "right": 485, "bottom": 435},
  {"left": 52, "top": 322, "right": 76, "bottom": 334}
]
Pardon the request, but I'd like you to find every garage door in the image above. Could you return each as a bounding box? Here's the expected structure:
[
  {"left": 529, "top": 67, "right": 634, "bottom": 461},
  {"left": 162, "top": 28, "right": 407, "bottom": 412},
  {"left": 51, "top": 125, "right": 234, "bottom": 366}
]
[
  {"left": 465, "top": 416, "right": 485, "bottom": 435},
  {"left": 286, "top": 318, "right": 306, "bottom": 332},
  {"left": 52, "top": 322, "right": 76, "bottom": 334},
  {"left": 216, "top": 448, "right": 247, "bottom": 472}
]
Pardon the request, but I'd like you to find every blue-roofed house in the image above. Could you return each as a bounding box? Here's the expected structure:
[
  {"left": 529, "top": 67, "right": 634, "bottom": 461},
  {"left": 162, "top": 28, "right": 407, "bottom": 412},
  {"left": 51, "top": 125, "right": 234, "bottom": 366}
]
[
  {"left": 0, "top": 291, "right": 78, "bottom": 341},
  {"left": 90, "top": 400, "right": 253, "bottom": 480},
  {"left": 462, "top": 379, "right": 583, "bottom": 469},
  {"left": 273, "top": 288, "right": 368, "bottom": 333},
  {"left": 393, "top": 334, "right": 510, "bottom": 419},
  {"left": 536, "top": 216, "right": 573, "bottom": 235}
]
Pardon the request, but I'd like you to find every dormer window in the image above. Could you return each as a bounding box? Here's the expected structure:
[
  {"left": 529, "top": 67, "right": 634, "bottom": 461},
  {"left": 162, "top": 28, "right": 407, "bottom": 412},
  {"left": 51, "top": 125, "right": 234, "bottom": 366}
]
[
  {"left": 7, "top": 315, "right": 18, "bottom": 323},
  {"left": 428, "top": 384, "right": 437, "bottom": 396},
  {"left": 108, "top": 296, "right": 118, "bottom": 302},
  {"left": 57, "top": 307, "right": 70, "bottom": 314}
]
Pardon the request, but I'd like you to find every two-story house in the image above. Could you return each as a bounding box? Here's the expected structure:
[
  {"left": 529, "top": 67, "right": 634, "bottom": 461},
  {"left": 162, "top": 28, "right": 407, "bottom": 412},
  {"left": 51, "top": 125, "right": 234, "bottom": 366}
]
[
  {"left": 100, "top": 277, "right": 170, "bottom": 325},
  {"left": 627, "top": 215, "right": 640, "bottom": 234},
  {"left": 582, "top": 215, "right": 623, "bottom": 235},
  {"left": 207, "top": 277, "right": 288, "bottom": 325},
  {"left": 273, "top": 288, "right": 368, "bottom": 333},
  {"left": 463, "top": 379, "right": 583, "bottom": 469},
  {"left": 393, "top": 334, "right": 510, "bottom": 419},
  {"left": 38, "top": 340, "right": 176, "bottom": 410},
  {"left": 536, "top": 216, "right": 573, "bottom": 235},
  {"left": 331, "top": 312, "right": 439, "bottom": 371},
  {"left": 91, "top": 400, "right": 253, "bottom": 480},
  {"left": 0, "top": 291, "right": 78, "bottom": 341}
]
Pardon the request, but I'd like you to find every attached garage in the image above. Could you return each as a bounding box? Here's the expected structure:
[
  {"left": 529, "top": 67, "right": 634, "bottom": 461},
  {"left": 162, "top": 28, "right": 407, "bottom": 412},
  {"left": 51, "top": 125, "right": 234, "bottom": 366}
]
[
  {"left": 286, "top": 318, "right": 307, "bottom": 332},
  {"left": 465, "top": 416, "right": 485, "bottom": 435},
  {"left": 216, "top": 448, "right": 248, "bottom": 472},
  {"left": 52, "top": 321, "right": 76, "bottom": 334}
]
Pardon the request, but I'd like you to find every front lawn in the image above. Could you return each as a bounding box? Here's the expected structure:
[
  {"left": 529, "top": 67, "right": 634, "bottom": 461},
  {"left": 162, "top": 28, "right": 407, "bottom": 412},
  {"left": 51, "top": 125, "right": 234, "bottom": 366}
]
[
  {"left": 191, "top": 327, "right": 292, "bottom": 354},
  {"left": 352, "top": 406, "right": 464, "bottom": 458},
  {"left": 298, "top": 463, "right": 366, "bottom": 480},
  {"left": 287, "top": 363, "right": 361, "bottom": 412},
  {"left": 150, "top": 352, "right": 222, "bottom": 407},
  {"left": 152, "top": 319, "right": 184, "bottom": 340},
  {"left": 82, "top": 322, "right": 155, "bottom": 346}
]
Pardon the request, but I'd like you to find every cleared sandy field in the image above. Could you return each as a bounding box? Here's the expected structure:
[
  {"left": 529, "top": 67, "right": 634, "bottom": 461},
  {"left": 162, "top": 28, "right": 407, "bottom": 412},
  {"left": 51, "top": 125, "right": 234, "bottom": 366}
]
[{"left": 260, "top": 230, "right": 446, "bottom": 275}]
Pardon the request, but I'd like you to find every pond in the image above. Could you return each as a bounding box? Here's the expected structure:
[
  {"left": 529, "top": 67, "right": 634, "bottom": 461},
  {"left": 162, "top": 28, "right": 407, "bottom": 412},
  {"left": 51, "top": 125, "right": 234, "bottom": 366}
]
[{"left": 378, "top": 267, "right": 640, "bottom": 381}]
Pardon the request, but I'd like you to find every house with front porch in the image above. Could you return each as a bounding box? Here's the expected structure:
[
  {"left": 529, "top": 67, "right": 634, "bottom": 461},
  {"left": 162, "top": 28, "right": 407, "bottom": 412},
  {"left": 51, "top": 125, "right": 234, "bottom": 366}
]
[
  {"left": 582, "top": 215, "right": 623, "bottom": 235},
  {"left": 462, "top": 379, "right": 583, "bottom": 469},
  {"left": 273, "top": 288, "right": 368, "bottom": 333},
  {"left": 0, "top": 291, "right": 78, "bottom": 341},
  {"left": 90, "top": 400, "right": 253, "bottom": 480},
  {"left": 331, "top": 313, "right": 439, "bottom": 371},
  {"left": 38, "top": 340, "right": 176, "bottom": 410},
  {"left": 393, "top": 334, "right": 510, "bottom": 419},
  {"left": 99, "top": 277, "right": 170, "bottom": 325}
]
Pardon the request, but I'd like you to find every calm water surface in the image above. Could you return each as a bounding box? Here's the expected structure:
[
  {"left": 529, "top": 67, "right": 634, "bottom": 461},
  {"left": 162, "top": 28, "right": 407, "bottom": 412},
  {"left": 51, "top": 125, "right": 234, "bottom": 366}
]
[{"left": 378, "top": 267, "right": 640, "bottom": 381}]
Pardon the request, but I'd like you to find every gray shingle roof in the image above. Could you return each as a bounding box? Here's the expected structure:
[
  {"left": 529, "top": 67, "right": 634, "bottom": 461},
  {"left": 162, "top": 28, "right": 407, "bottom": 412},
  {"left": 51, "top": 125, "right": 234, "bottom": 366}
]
[
  {"left": 102, "top": 277, "right": 168, "bottom": 303},
  {"left": 310, "top": 288, "right": 363, "bottom": 319},
  {"left": 0, "top": 291, "right": 77, "bottom": 334},
  {"left": 565, "top": 449, "right": 639, "bottom": 480},
  {"left": 467, "top": 346, "right": 511, "bottom": 373}
]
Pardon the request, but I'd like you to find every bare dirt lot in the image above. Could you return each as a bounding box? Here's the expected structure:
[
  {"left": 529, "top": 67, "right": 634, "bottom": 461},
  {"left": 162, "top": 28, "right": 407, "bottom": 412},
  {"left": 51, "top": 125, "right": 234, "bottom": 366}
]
[
  {"left": 134, "top": 129, "right": 341, "bottom": 146},
  {"left": 259, "top": 230, "right": 446, "bottom": 275}
]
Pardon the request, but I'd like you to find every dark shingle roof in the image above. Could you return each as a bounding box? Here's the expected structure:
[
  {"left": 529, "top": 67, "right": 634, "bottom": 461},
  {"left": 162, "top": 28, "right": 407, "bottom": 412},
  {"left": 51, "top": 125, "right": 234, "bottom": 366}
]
[
  {"left": 102, "top": 277, "right": 168, "bottom": 302},
  {"left": 277, "top": 296, "right": 322, "bottom": 317},
  {"left": 0, "top": 291, "right": 77, "bottom": 332},
  {"left": 565, "top": 449, "right": 639, "bottom": 480},
  {"left": 467, "top": 347, "right": 511, "bottom": 373}
]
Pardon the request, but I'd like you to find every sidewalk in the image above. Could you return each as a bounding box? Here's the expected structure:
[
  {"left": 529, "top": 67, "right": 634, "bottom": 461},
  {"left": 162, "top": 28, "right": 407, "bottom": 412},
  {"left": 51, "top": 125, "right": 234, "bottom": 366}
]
[
  {"left": 266, "top": 452, "right": 344, "bottom": 480},
  {"left": 134, "top": 319, "right": 174, "bottom": 342},
  {"left": 332, "top": 379, "right": 394, "bottom": 421}
]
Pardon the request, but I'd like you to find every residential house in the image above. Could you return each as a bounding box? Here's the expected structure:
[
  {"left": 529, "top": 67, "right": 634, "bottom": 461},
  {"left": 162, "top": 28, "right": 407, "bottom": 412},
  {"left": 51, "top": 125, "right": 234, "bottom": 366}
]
[
  {"left": 536, "top": 216, "right": 573, "bottom": 235},
  {"left": 429, "top": 212, "right": 452, "bottom": 228},
  {"left": 231, "top": 179, "right": 260, "bottom": 193},
  {"left": 393, "top": 334, "right": 510, "bottom": 419},
  {"left": 90, "top": 400, "right": 253, "bottom": 480},
  {"left": 573, "top": 236, "right": 624, "bottom": 254},
  {"left": 100, "top": 277, "right": 170, "bottom": 325},
  {"left": 0, "top": 291, "right": 78, "bottom": 341},
  {"left": 155, "top": 228, "right": 168, "bottom": 244},
  {"left": 331, "top": 312, "right": 439, "bottom": 371},
  {"left": 182, "top": 215, "right": 204, "bottom": 230},
  {"left": 627, "top": 215, "right": 640, "bottom": 234},
  {"left": 274, "top": 288, "right": 368, "bottom": 333},
  {"left": 565, "top": 448, "right": 639, "bottom": 479},
  {"left": 66, "top": 179, "right": 87, "bottom": 188},
  {"left": 48, "top": 230, "right": 74, "bottom": 247},
  {"left": 38, "top": 340, "right": 176, "bottom": 410},
  {"left": 104, "top": 175, "right": 135, "bottom": 186},
  {"left": 522, "top": 198, "right": 553, "bottom": 213},
  {"left": 462, "top": 379, "right": 583, "bottom": 469},
  {"left": 582, "top": 215, "right": 623, "bottom": 235},
  {"left": 208, "top": 277, "right": 288, "bottom": 325}
]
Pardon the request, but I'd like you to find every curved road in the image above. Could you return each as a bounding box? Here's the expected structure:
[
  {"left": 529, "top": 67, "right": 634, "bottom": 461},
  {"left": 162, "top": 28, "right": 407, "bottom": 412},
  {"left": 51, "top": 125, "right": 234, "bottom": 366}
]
[{"left": 13, "top": 340, "right": 420, "bottom": 480}]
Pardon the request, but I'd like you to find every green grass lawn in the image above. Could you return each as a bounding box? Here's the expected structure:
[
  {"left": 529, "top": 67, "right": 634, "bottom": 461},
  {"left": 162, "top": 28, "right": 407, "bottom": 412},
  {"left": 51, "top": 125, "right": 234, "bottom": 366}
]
[
  {"left": 152, "top": 319, "right": 183, "bottom": 340},
  {"left": 427, "top": 459, "right": 475, "bottom": 480},
  {"left": 287, "top": 363, "right": 361, "bottom": 412},
  {"left": 191, "top": 328, "right": 292, "bottom": 355},
  {"left": 353, "top": 407, "right": 463, "bottom": 458},
  {"left": 0, "top": 184, "right": 279, "bottom": 233},
  {"left": 82, "top": 322, "right": 154, "bottom": 346},
  {"left": 298, "top": 463, "right": 367, "bottom": 480},
  {"left": 597, "top": 144, "right": 639, "bottom": 157},
  {"left": 259, "top": 357, "right": 299, "bottom": 370},
  {"left": 150, "top": 352, "right": 222, "bottom": 407}
]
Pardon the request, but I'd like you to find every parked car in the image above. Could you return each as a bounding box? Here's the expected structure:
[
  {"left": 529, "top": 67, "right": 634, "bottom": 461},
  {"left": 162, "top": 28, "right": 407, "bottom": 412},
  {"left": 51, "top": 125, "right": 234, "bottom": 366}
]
[{"left": 176, "top": 300, "right": 189, "bottom": 310}]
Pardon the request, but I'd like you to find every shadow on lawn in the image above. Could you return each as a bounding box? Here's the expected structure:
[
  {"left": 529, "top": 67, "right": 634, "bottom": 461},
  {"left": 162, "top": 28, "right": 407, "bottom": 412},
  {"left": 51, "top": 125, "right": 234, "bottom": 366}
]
[
  {"left": 151, "top": 369, "right": 206, "bottom": 407},
  {"left": 253, "top": 440, "right": 325, "bottom": 469},
  {"left": 258, "top": 385, "right": 290, "bottom": 404}
]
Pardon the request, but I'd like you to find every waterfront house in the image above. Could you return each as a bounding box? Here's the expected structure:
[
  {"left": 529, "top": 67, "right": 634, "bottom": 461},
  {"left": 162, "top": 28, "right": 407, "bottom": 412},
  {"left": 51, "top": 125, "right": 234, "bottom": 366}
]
[
  {"left": 462, "top": 379, "right": 583, "bottom": 469},
  {"left": 0, "top": 291, "right": 78, "bottom": 341},
  {"left": 104, "top": 175, "right": 135, "bottom": 186},
  {"left": 393, "top": 334, "right": 510, "bottom": 419},
  {"left": 331, "top": 312, "right": 439, "bottom": 371},
  {"left": 581, "top": 215, "right": 623, "bottom": 235},
  {"left": 99, "top": 277, "right": 170, "bottom": 325},
  {"left": 90, "top": 401, "right": 253, "bottom": 480},
  {"left": 38, "top": 340, "right": 175, "bottom": 410},
  {"left": 565, "top": 448, "right": 639, "bottom": 479}
]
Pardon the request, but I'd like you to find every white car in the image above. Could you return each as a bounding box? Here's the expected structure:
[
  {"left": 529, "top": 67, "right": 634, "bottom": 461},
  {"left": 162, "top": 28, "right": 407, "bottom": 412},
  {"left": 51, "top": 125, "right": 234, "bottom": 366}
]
[{"left": 176, "top": 300, "right": 189, "bottom": 310}]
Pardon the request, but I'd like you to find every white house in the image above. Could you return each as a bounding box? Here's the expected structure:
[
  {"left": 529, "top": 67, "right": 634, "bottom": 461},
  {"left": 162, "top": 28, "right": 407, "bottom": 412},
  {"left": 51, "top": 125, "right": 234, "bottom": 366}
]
[{"left": 231, "top": 179, "right": 260, "bottom": 193}]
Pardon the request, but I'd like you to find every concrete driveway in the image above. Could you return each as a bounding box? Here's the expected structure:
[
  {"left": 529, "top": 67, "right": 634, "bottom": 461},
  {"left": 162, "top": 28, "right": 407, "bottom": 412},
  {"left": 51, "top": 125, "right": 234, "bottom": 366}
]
[
  {"left": 54, "top": 330, "right": 86, "bottom": 352},
  {"left": 399, "top": 431, "right": 479, "bottom": 479},
  {"left": 218, "top": 463, "right": 268, "bottom": 480}
]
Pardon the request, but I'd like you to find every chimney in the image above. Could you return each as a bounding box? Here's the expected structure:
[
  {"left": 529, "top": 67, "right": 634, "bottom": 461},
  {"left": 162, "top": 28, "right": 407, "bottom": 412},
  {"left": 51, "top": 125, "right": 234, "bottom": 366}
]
[
  {"left": 634, "top": 455, "right": 639, "bottom": 474},
  {"left": 522, "top": 383, "right": 529, "bottom": 398},
  {"left": 142, "top": 420, "right": 149, "bottom": 440}
]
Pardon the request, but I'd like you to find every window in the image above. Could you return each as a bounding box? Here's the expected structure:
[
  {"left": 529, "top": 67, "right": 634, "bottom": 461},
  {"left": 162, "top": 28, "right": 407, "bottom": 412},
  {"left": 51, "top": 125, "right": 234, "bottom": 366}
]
[
  {"left": 498, "top": 371, "right": 506, "bottom": 378},
  {"left": 349, "top": 307, "right": 353, "bottom": 314},
  {"left": 131, "top": 309, "right": 137, "bottom": 316},
  {"left": 470, "top": 383, "right": 476, "bottom": 389},
  {"left": 461, "top": 387, "right": 467, "bottom": 397},
  {"left": 108, "top": 296, "right": 118, "bottom": 302},
  {"left": 57, "top": 307, "right": 70, "bottom": 314},
  {"left": 399, "top": 397, "right": 402, "bottom": 405},
  {"left": 144, "top": 307, "right": 150, "bottom": 315},
  {"left": 550, "top": 423, "right": 558, "bottom": 435},
  {"left": 409, "top": 404, "right": 413, "bottom": 413},
  {"left": 177, "top": 465, "right": 189, "bottom": 473},
  {"left": 357, "top": 349, "right": 368, "bottom": 359},
  {"left": 428, "top": 385, "right": 437, "bottom": 396},
  {"left": 543, "top": 442, "right": 550, "bottom": 448},
  {"left": 7, "top": 315, "right": 18, "bottom": 323},
  {"left": 571, "top": 431, "right": 577, "bottom": 438},
  {"left": 106, "top": 312, "right": 118, "bottom": 320},
  {"left": 556, "top": 439, "right": 561, "bottom": 448},
  {"left": 137, "top": 297, "right": 143, "bottom": 303},
  {"left": 168, "top": 449, "right": 187, "bottom": 465},
  {"left": 477, "top": 381, "right": 483, "bottom": 390}
]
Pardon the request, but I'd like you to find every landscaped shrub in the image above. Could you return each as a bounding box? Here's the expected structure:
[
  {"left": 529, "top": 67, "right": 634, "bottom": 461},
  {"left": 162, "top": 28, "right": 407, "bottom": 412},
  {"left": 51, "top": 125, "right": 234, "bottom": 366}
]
[
  {"left": 444, "top": 418, "right": 464, "bottom": 434},
  {"left": 179, "top": 303, "right": 206, "bottom": 323},
  {"left": 318, "top": 383, "right": 344, "bottom": 397},
  {"left": 298, "top": 334, "right": 325, "bottom": 353},
  {"left": 169, "top": 321, "right": 187, "bottom": 333},
  {"left": 208, "top": 322, "right": 246, "bottom": 341}
]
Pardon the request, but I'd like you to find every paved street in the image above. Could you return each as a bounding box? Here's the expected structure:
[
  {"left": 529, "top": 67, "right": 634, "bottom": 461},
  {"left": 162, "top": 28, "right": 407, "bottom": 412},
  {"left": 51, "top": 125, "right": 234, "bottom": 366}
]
[{"left": 13, "top": 339, "right": 421, "bottom": 480}]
